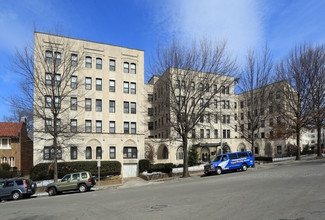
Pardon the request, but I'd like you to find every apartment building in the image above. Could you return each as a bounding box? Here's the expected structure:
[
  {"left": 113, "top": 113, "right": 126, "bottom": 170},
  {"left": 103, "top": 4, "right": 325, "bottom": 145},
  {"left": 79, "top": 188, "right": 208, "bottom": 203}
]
[{"left": 33, "top": 32, "right": 145, "bottom": 177}]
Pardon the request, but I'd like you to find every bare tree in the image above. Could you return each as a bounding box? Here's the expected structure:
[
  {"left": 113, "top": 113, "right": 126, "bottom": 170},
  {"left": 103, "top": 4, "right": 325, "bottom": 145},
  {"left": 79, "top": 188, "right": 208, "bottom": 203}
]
[
  {"left": 150, "top": 39, "right": 237, "bottom": 177},
  {"left": 276, "top": 43, "right": 314, "bottom": 160},
  {"left": 236, "top": 46, "right": 273, "bottom": 159},
  {"left": 306, "top": 45, "right": 325, "bottom": 157},
  {"left": 11, "top": 31, "right": 84, "bottom": 181}
]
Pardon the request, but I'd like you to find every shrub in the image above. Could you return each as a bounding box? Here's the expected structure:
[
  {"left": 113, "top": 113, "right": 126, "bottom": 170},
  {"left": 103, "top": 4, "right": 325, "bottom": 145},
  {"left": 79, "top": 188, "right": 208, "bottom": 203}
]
[
  {"left": 188, "top": 145, "right": 199, "bottom": 166},
  {"left": 148, "top": 163, "right": 173, "bottom": 174},
  {"left": 30, "top": 161, "right": 121, "bottom": 181},
  {"left": 139, "top": 159, "right": 150, "bottom": 172},
  {"left": 1, "top": 163, "right": 11, "bottom": 171}
]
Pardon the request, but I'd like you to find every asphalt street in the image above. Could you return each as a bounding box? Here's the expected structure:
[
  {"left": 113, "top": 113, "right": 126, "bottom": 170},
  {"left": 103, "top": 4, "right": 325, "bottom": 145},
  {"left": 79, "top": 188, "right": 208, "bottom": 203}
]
[{"left": 1, "top": 158, "right": 325, "bottom": 220}]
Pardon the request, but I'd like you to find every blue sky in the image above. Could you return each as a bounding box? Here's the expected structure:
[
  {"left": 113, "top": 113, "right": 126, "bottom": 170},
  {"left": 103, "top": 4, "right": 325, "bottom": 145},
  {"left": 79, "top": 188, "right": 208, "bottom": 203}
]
[{"left": 0, "top": 0, "right": 325, "bottom": 121}]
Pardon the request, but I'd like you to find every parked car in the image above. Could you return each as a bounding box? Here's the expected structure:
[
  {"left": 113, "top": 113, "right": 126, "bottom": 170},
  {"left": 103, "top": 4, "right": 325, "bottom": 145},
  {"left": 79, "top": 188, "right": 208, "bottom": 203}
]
[
  {"left": 0, "top": 178, "right": 37, "bottom": 201},
  {"left": 204, "top": 151, "right": 254, "bottom": 175},
  {"left": 46, "top": 171, "right": 96, "bottom": 196}
]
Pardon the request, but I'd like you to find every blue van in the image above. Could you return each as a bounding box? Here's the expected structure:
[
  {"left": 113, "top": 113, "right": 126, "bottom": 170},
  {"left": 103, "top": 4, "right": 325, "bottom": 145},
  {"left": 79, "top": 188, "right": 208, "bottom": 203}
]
[{"left": 204, "top": 151, "right": 254, "bottom": 175}]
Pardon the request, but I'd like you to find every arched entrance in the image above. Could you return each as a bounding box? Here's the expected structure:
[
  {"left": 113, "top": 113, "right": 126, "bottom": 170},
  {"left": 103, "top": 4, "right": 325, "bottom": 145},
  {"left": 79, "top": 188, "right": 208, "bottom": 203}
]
[
  {"left": 201, "top": 147, "right": 210, "bottom": 162},
  {"left": 157, "top": 144, "right": 169, "bottom": 159}
]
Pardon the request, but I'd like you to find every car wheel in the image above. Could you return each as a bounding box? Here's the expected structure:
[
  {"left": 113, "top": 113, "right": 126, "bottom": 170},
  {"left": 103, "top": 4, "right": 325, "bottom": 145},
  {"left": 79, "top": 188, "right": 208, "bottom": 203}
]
[
  {"left": 78, "top": 184, "right": 87, "bottom": 193},
  {"left": 48, "top": 187, "right": 57, "bottom": 196},
  {"left": 11, "top": 191, "right": 21, "bottom": 200},
  {"left": 216, "top": 167, "right": 222, "bottom": 175},
  {"left": 242, "top": 164, "right": 248, "bottom": 171}
]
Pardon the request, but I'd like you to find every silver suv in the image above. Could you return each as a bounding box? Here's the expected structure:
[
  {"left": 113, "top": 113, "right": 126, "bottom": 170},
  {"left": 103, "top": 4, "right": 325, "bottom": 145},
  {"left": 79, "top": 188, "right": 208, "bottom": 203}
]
[{"left": 0, "top": 178, "right": 37, "bottom": 201}]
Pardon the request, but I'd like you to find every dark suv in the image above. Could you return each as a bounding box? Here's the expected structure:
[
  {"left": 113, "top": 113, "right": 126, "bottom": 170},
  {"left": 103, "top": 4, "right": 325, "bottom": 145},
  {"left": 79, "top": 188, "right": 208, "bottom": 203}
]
[
  {"left": 0, "top": 178, "right": 37, "bottom": 201},
  {"left": 46, "top": 171, "right": 96, "bottom": 196}
]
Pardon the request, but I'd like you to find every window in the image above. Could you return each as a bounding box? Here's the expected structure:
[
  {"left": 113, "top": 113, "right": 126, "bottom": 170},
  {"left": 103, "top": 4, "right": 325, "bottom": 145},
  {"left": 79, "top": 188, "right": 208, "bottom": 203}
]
[
  {"left": 130, "top": 82, "right": 136, "bottom": 94},
  {"left": 54, "top": 96, "right": 60, "bottom": 108},
  {"left": 148, "top": 122, "right": 154, "bottom": 130},
  {"left": 276, "top": 91, "right": 280, "bottom": 99},
  {"left": 71, "top": 147, "right": 77, "bottom": 160},
  {"left": 131, "top": 122, "right": 136, "bottom": 134},
  {"left": 234, "top": 102, "right": 237, "bottom": 109},
  {"left": 261, "top": 120, "right": 265, "bottom": 128},
  {"left": 86, "top": 56, "right": 92, "bottom": 68},
  {"left": 45, "top": 96, "right": 52, "bottom": 108},
  {"left": 110, "top": 147, "right": 116, "bottom": 159},
  {"left": 131, "top": 63, "right": 136, "bottom": 74},
  {"left": 214, "top": 114, "right": 218, "bottom": 123},
  {"left": 131, "top": 102, "right": 136, "bottom": 114},
  {"left": 123, "top": 147, "right": 137, "bottom": 158},
  {"left": 85, "top": 98, "right": 92, "bottom": 111},
  {"left": 85, "top": 77, "right": 92, "bottom": 90},
  {"left": 206, "top": 129, "right": 210, "bottom": 138},
  {"left": 96, "top": 58, "right": 102, "bottom": 69},
  {"left": 277, "top": 116, "right": 281, "bottom": 124},
  {"left": 54, "top": 74, "right": 61, "bottom": 86},
  {"left": 234, "top": 114, "right": 237, "bottom": 120},
  {"left": 199, "top": 98, "right": 203, "bottom": 107},
  {"left": 199, "top": 83, "right": 203, "bottom": 91},
  {"left": 46, "top": 50, "right": 52, "bottom": 62},
  {"left": 221, "top": 86, "right": 225, "bottom": 94},
  {"left": 181, "top": 81, "right": 185, "bottom": 89},
  {"left": 124, "top": 62, "right": 129, "bottom": 73},
  {"left": 96, "top": 78, "right": 102, "bottom": 91},
  {"left": 226, "top": 101, "right": 230, "bottom": 109},
  {"left": 96, "top": 120, "right": 102, "bottom": 133},
  {"left": 148, "top": 108, "right": 153, "bottom": 116},
  {"left": 71, "top": 54, "right": 78, "bottom": 66},
  {"left": 213, "top": 84, "right": 217, "bottom": 93},
  {"left": 123, "top": 82, "right": 129, "bottom": 93},
  {"left": 200, "top": 129, "right": 204, "bottom": 138},
  {"left": 240, "top": 101, "right": 244, "bottom": 108},
  {"left": 109, "top": 121, "right": 115, "bottom": 133},
  {"left": 176, "top": 147, "right": 184, "bottom": 160},
  {"left": 96, "top": 99, "right": 102, "bottom": 112},
  {"left": 214, "top": 100, "right": 217, "bottom": 108},
  {"left": 223, "top": 129, "right": 230, "bottom": 138},
  {"left": 71, "top": 119, "right": 77, "bottom": 132},
  {"left": 261, "top": 132, "right": 265, "bottom": 138},
  {"left": 109, "top": 80, "right": 115, "bottom": 92},
  {"left": 45, "top": 73, "right": 52, "bottom": 86},
  {"left": 124, "top": 102, "right": 129, "bottom": 113},
  {"left": 55, "top": 52, "right": 61, "bottom": 64},
  {"left": 192, "top": 129, "right": 196, "bottom": 138},
  {"left": 0, "top": 139, "right": 11, "bottom": 149},
  {"left": 54, "top": 119, "right": 60, "bottom": 132},
  {"left": 86, "top": 147, "right": 92, "bottom": 159},
  {"left": 176, "top": 80, "right": 180, "bottom": 89},
  {"left": 214, "top": 129, "right": 218, "bottom": 138},
  {"left": 71, "top": 76, "right": 77, "bottom": 89},
  {"left": 71, "top": 97, "right": 77, "bottom": 110},
  {"left": 191, "top": 82, "right": 195, "bottom": 89},
  {"left": 226, "top": 86, "right": 229, "bottom": 94},
  {"left": 85, "top": 120, "right": 92, "bottom": 132},
  {"left": 124, "top": 122, "right": 129, "bottom": 134},
  {"left": 45, "top": 118, "right": 52, "bottom": 132},
  {"left": 270, "top": 118, "right": 273, "bottom": 126},
  {"left": 148, "top": 94, "right": 153, "bottom": 102},
  {"left": 96, "top": 147, "right": 102, "bottom": 159},
  {"left": 44, "top": 147, "right": 62, "bottom": 160},
  {"left": 227, "top": 115, "right": 230, "bottom": 124},
  {"left": 241, "top": 113, "right": 244, "bottom": 120},
  {"left": 109, "top": 59, "right": 115, "bottom": 71},
  {"left": 109, "top": 100, "right": 115, "bottom": 113},
  {"left": 277, "top": 146, "right": 282, "bottom": 154}
]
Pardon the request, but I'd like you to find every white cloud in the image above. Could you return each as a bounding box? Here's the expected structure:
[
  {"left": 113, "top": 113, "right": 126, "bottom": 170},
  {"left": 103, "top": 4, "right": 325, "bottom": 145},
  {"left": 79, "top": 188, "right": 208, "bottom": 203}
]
[{"left": 148, "top": 0, "right": 264, "bottom": 61}]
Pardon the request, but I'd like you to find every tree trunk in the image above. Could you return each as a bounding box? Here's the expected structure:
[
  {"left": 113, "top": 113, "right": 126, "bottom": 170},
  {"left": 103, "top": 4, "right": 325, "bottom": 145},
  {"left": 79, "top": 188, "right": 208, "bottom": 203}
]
[
  {"left": 296, "top": 129, "right": 301, "bottom": 160},
  {"left": 182, "top": 134, "right": 190, "bottom": 178},
  {"left": 53, "top": 136, "right": 58, "bottom": 182},
  {"left": 317, "top": 125, "right": 323, "bottom": 157}
]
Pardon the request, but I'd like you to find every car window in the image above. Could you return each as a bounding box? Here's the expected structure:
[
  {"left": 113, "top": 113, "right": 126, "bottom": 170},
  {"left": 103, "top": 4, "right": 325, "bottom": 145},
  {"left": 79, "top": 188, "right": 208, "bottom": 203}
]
[
  {"left": 15, "top": 180, "right": 24, "bottom": 185},
  {"left": 248, "top": 151, "right": 253, "bottom": 157},
  {"left": 0, "top": 182, "right": 4, "bottom": 188},
  {"left": 222, "top": 155, "right": 228, "bottom": 161},
  {"left": 81, "top": 173, "right": 88, "bottom": 179},
  {"left": 72, "top": 173, "right": 80, "bottom": 180},
  {"left": 61, "top": 175, "right": 71, "bottom": 182},
  {"left": 213, "top": 155, "right": 221, "bottom": 162},
  {"left": 228, "top": 153, "right": 238, "bottom": 160},
  {"left": 5, "top": 181, "right": 14, "bottom": 187},
  {"left": 238, "top": 152, "right": 249, "bottom": 158}
]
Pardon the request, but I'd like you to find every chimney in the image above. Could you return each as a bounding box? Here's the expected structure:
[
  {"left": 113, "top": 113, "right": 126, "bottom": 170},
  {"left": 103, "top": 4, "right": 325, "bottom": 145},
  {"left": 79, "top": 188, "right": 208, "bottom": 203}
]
[{"left": 21, "top": 117, "right": 26, "bottom": 123}]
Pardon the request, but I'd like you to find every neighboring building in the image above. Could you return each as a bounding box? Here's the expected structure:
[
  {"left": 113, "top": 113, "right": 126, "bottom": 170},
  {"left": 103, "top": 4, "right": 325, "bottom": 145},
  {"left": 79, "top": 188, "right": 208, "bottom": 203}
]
[
  {"left": 0, "top": 118, "right": 33, "bottom": 173},
  {"left": 33, "top": 33, "right": 305, "bottom": 178},
  {"left": 33, "top": 32, "right": 145, "bottom": 177}
]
